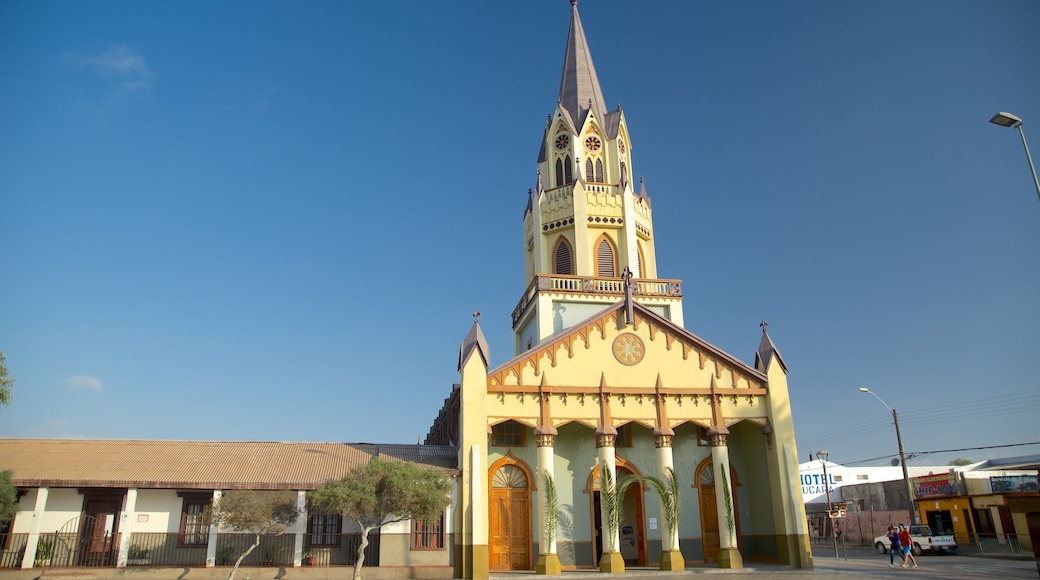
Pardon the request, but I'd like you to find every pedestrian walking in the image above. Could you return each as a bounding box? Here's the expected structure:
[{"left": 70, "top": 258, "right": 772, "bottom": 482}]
[
  {"left": 886, "top": 525, "right": 903, "bottom": 568},
  {"left": 898, "top": 524, "right": 918, "bottom": 569}
]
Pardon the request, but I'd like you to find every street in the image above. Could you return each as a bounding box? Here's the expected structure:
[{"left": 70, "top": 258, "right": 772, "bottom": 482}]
[
  {"left": 810, "top": 546, "right": 1037, "bottom": 579},
  {"left": 484, "top": 548, "right": 1038, "bottom": 580}
]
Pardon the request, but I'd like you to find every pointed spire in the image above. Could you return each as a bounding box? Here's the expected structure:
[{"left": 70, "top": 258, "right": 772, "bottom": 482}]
[
  {"left": 458, "top": 310, "right": 490, "bottom": 371},
  {"left": 558, "top": 0, "right": 607, "bottom": 126},
  {"left": 638, "top": 176, "right": 651, "bottom": 208},
  {"left": 755, "top": 321, "right": 788, "bottom": 373}
]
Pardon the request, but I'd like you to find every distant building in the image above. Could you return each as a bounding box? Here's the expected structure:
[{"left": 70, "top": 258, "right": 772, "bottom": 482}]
[{"left": 797, "top": 455, "right": 1040, "bottom": 552}]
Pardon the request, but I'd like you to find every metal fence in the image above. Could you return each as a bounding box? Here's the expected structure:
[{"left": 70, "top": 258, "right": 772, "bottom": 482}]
[
  {"left": 966, "top": 533, "right": 1023, "bottom": 554},
  {"left": 1, "top": 532, "right": 379, "bottom": 569}
]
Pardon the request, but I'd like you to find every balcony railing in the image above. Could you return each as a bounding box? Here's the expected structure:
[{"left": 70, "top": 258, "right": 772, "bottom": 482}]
[{"left": 512, "top": 274, "right": 682, "bottom": 327}]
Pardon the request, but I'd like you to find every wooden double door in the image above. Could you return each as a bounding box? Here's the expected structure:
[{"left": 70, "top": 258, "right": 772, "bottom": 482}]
[
  {"left": 490, "top": 463, "right": 531, "bottom": 570},
  {"left": 696, "top": 459, "right": 741, "bottom": 563}
]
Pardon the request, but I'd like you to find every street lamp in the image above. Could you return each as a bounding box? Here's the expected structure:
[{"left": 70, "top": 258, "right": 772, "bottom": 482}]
[
  {"left": 858, "top": 388, "right": 920, "bottom": 525},
  {"left": 989, "top": 111, "right": 1040, "bottom": 207},
  {"left": 817, "top": 450, "right": 839, "bottom": 559}
]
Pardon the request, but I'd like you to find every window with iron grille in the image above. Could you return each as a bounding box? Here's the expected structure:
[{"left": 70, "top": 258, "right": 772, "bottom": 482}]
[
  {"left": 178, "top": 495, "right": 210, "bottom": 546},
  {"left": 411, "top": 513, "right": 445, "bottom": 550},
  {"left": 308, "top": 513, "right": 342, "bottom": 546},
  {"left": 491, "top": 421, "right": 525, "bottom": 447}
]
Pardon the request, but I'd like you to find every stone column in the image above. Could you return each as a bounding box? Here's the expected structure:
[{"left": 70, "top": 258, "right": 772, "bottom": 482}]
[
  {"left": 20, "top": 487, "right": 48, "bottom": 569},
  {"left": 596, "top": 431, "right": 624, "bottom": 573},
  {"left": 654, "top": 433, "right": 683, "bottom": 570},
  {"left": 205, "top": 490, "right": 221, "bottom": 568},
  {"left": 535, "top": 431, "right": 561, "bottom": 575},
  {"left": 116, "top": 488, "right": 138, "bottom": 568},
  {"left": 709, "top": 429, "right": 743, "bottom": 569},
  {"left": 293, "top": 490, "right": 307, "bottom": 567}
]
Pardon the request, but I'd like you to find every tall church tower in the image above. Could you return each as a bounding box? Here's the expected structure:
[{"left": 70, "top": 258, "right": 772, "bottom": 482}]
[{"left": 513, "top": 0, "right": 684, "bottom": 355}]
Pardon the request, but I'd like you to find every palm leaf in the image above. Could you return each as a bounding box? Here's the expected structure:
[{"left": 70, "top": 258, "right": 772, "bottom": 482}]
[{"left": 543, "top": 470, "right": 559, "bottom": 546}]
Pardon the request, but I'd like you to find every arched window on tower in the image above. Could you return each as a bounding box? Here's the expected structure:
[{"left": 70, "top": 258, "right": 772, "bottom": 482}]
[
  {"left": 585, "top": 158, "right": 594, "bottom": 182},
  {"left": 555, "top": 158, "right": 564, "bottom": 187},
  {"left": 595, "top": 158, "right": 604, "bottom": 183},
  {"left": 565, "top": 156, "right": 573, "bottom": 184},
  {"left": 620, "top": 161, "right": 628, "bottom": 187},
  {"left": 553, "top": 238, "right": 573, "bottom": 275},
  {"left": 637, "top": 244, "right": 645, "bottom": 278},
  {"left": 595, "top": 235, "right": 617, "bottom": 278}
]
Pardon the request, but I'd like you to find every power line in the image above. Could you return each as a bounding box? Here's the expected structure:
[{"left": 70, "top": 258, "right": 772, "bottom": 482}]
[{"left": 842, "top": 441, "right": 1040, "bottom": 466}]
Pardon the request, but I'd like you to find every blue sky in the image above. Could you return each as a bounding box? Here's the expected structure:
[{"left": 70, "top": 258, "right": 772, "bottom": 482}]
[{"left": 2, "top": 0, "right": 1038, "bottom": 469}]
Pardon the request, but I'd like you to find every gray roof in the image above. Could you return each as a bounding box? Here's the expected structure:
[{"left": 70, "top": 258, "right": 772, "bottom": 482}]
[
  {"left": 972, "top": 453, "right": 1040, "bottom": 472},
  {"left": 558, "top": 1, "right": 607, "bottom": 129}
]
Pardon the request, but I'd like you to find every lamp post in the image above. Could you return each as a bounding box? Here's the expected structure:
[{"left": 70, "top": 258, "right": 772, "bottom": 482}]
[
  {"left": 989, "top": 111, "right": 1040, "bottom": 207},
  {"left": 817, "top": 450, "right": 839, "bottom": 559},
  {"left": 858, "top": 388, "right": 920, "bottom": 525}
]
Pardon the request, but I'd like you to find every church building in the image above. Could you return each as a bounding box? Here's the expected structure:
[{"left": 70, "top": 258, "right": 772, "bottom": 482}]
[{"left": 425, "top": 1, "right": 813, "bottom": 576}]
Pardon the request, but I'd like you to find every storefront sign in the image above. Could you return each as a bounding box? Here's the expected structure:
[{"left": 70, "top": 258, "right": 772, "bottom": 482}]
[
  {"left": 989, "top": 475, "right": 1039, "bottom": 493},
  {"left": 913, "top": 473, "right": 959, "bottom": 499}
]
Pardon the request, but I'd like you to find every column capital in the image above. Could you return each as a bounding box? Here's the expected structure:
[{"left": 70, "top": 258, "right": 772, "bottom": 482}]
[
  {"left": 707, "top": 424, "right": 729, "bottom": 447},
  {"left": 596, "top": 434, "right": 616, "bottom": 448},
  {"left": 536, "top": 433, "right": 556, "bottom": 447},
  {"left": 654, "top": 434, "right": 673, "bottom": 448}
]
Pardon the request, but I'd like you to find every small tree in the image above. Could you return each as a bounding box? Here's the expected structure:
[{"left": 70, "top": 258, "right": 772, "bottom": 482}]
[
  {"left": 309, "top": 458, "right": 452, "bottom": 580},
  {"left": 0, "top": 470, "right": 18, "bottom": 526},
  {"left": 210, "top": 490, "right": 300, "bottom": 580},
  {"left": 0, "top": 351, "right": 14, "bottom": 408}
]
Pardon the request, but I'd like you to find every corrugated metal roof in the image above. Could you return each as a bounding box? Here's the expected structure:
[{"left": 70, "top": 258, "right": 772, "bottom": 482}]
[{"left": 0, "top": 439, "right": 458, "bottom": 490}]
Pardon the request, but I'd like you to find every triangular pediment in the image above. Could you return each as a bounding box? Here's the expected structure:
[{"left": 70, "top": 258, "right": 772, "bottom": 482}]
[{"left": 487, "top": 302, "right": 766, "bottom": 392}]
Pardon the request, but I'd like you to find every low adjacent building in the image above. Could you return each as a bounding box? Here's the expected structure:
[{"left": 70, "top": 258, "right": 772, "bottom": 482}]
[{"left": 0, "top": 439, "right": 458, "bottom": 575}]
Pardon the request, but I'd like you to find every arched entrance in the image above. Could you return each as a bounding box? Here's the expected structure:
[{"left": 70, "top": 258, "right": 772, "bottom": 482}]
[
  {"left": 695, "top": 457, "right": 741, "bottom": 563},
  {"left": 489, "top": 455, "right": 533, "bottom": 570},
  {"left": 588, "top": 459, "right": 647, "bottom": 567}
]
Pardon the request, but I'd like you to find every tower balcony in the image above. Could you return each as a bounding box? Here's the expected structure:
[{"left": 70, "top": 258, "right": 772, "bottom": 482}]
[{"left": 511, "top": 274, "right": 682, "bottom": 329}]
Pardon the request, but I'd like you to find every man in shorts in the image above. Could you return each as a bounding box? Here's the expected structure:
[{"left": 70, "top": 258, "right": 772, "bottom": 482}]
[{"left": 898, "top": 524, "right": 918, "bottom": 568}]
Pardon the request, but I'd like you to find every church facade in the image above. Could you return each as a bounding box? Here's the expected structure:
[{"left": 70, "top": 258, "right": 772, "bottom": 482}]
[{"left": 425, "top": 1, "right": 812, "bottom": 576}]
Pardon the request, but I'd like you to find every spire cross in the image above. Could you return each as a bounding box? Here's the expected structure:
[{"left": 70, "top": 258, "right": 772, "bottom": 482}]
[
  {"left": 760, "top": 320, "right": 768, "bottom": 333},
  {"left": 474, "top": 311, "right": 481, "bottom": 323}
]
